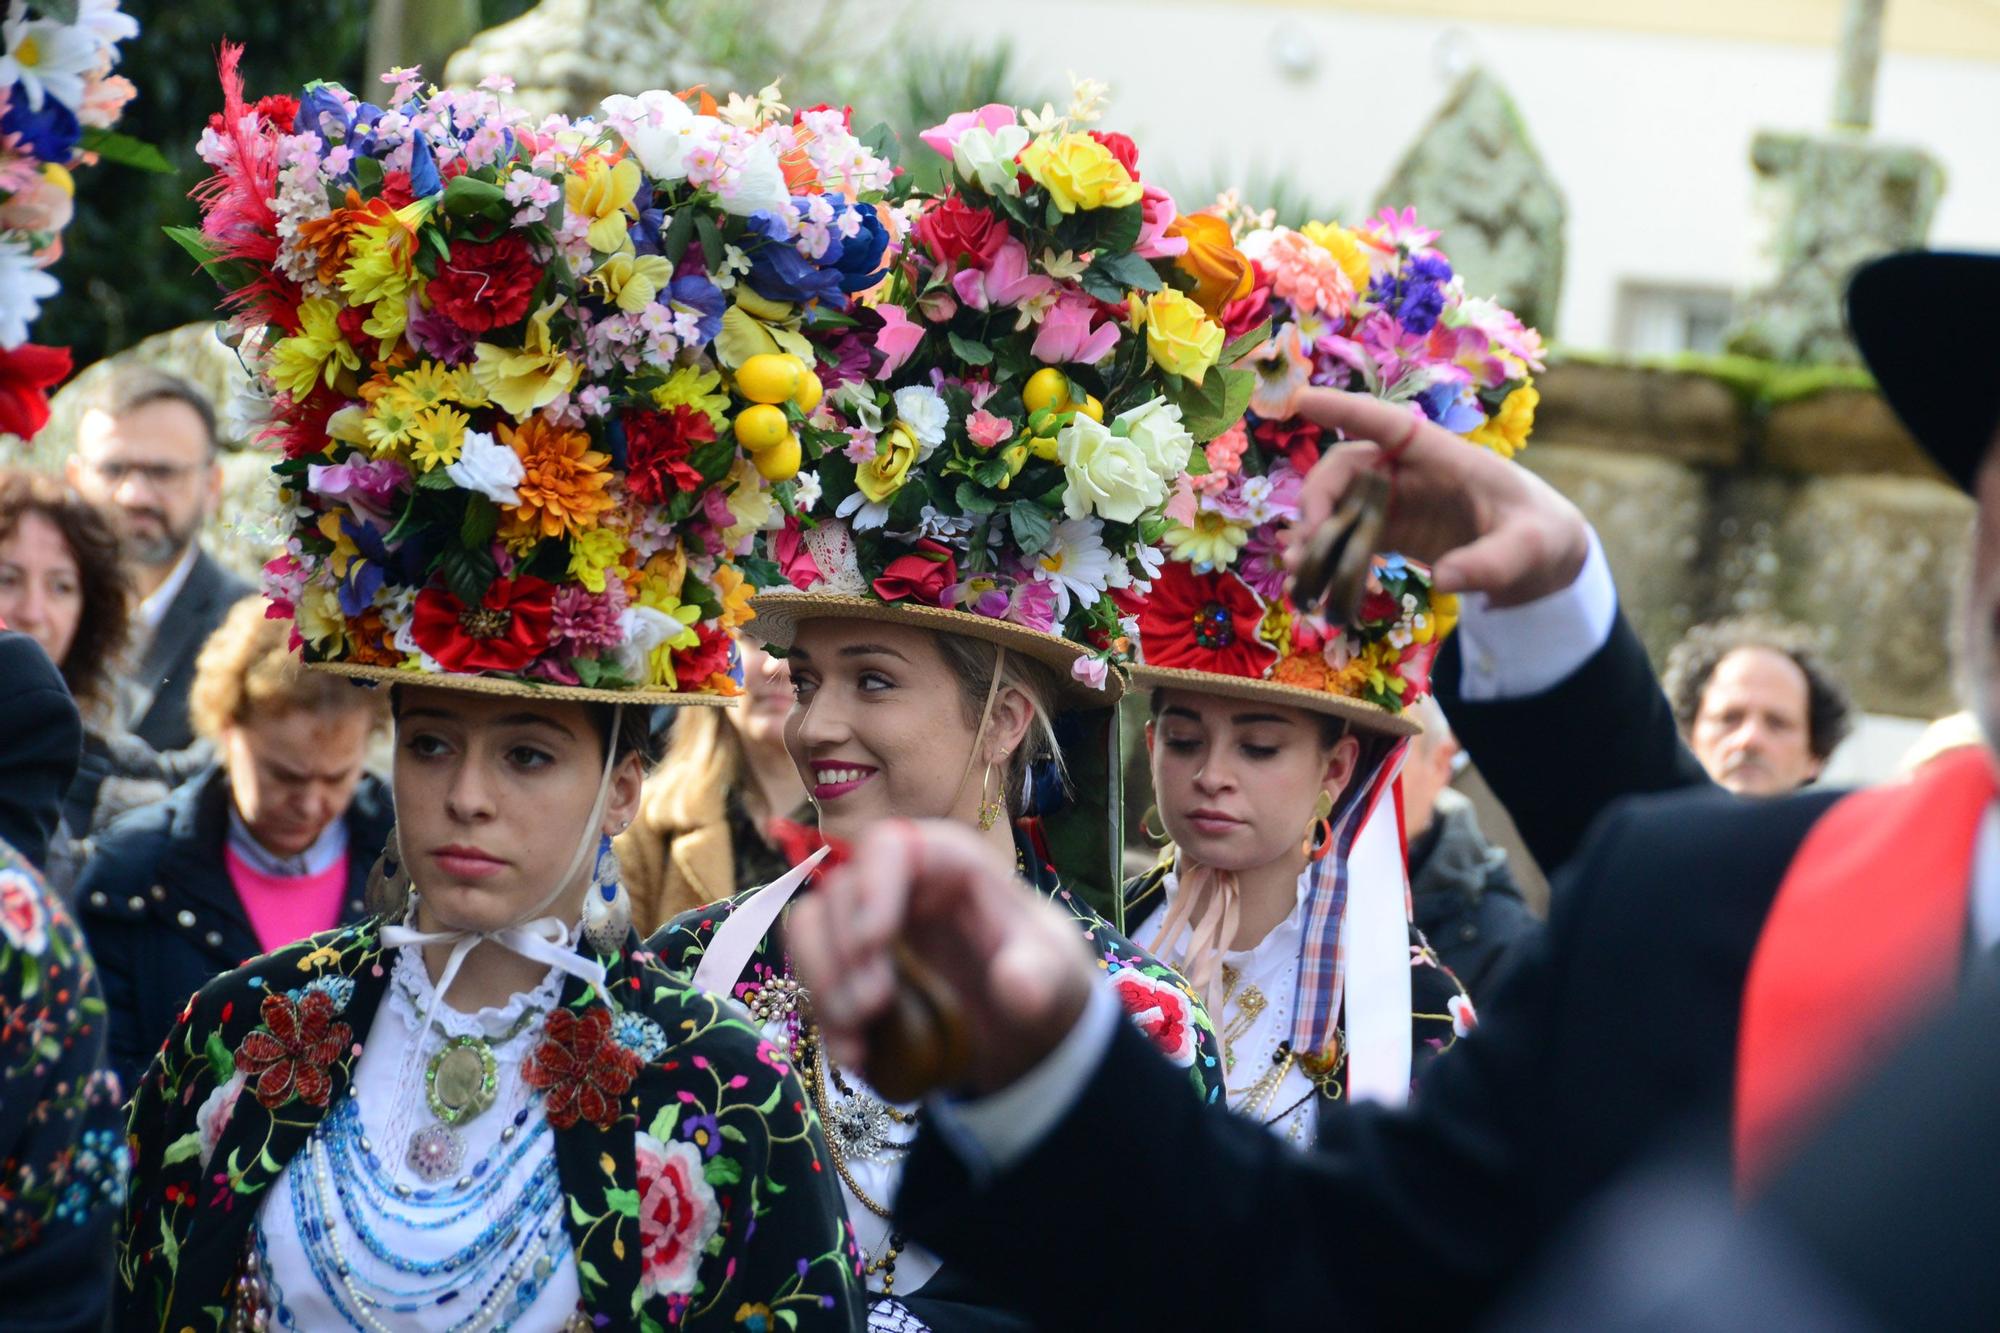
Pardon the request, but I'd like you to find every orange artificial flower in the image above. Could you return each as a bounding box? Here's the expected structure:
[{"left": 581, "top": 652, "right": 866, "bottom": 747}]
[
  {"left": 499, "top": 417, "right": 616, "bottom": 541},
  {"left": 1271, "top": 652, "right": 1329, "bottom": 692},
  {"left": 293, "top": 188, "right": 379, "bottom": 288},
  {"left": 1168, "top": 213, "right": 1255, "bottom": 317}
]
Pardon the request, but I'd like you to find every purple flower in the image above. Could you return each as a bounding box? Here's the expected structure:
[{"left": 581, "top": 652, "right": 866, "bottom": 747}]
[
  {"left": 405, "top": 305, "right": 477, "bottom": 365},
  {"left": 551, "top": 582, "right": 625, "bottom": 652},
  {"left": 667, "top": 272, "right": 724, "bottom": 344},
  {"left": 680, "top": 1111, "right": 722, "bottom": 1157}
]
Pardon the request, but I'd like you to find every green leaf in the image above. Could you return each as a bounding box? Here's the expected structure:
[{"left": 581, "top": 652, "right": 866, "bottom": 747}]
[
  {"left": 1171, "top": 366, "right": 1258, "bottom": 443},
  {"left": 1094, "top": 201, "right": 1144, "bottom": 254},
  {"left": 703, "top": 1155, "right": 743, "bottom": 1186},
  {"left": 694, "top": 211, "right": 724, "bottom": 270},
  {"left": 1091, "top": 248, "right": 1163, "bottom": 295},
  {"left": 947, "top": 331, "right": 994, "bottom": 367},
  {"left": 570, "top": 1197, "right": 596, "bottom": 1228},
  {"left": 859, "top": 121, "right": 900, "bottom": 169},
  {"left": 719, "top": 1123, "right": 747, "bottom": 1143},
  {"left": 972, "top": 456, "right": 1014, "bottom": 488},
  {"left": 353, "top": 156, "right": 384, "bottom": 193},
  {"left": 688, "top": 435, "right": 736, "bottom": 483},
  {"left": 80, "top": 128, "right": 172, "bottom": 174},
  {"left": 1008, "top": 502, "right": 1053, "bottom": 557},
  {"left": 163, "top": 1131, "right": 203, "bottom": 1166},
  {"left": 954, "top": 480, "right": 998, "bottom": 514},
  {"left": 36, "top": 0, "right": 77, "bottom": 20},
  {"left": 661, "top": 207, "right": 698, "bottom": 267},
  {"left": 441, "top": 173, "right": 507, "bottom": 215},
  {"left": 577, "top": 1258, "right": 605, "bottom": 1293},
  {"left": 204, "top": 1031, "right": 235, "bottom": 1082},
  {"left": 648, "top": 1104, "right": 681, "bottom": 1141},
  {"left": 603, "top": 1186, "right": 641, "bottom": 1218},
  {"left": 1219, "top": 318, "right": 1272, "bottom": 367},
  {"left": 437, "top": 542, "right": 497, "bottom": 607},
  {"left": 459, "top": 496, "right": 497, "bottom": 547},
  {"left": 572, "top": 656, "right": 605, "bottom": 688}
]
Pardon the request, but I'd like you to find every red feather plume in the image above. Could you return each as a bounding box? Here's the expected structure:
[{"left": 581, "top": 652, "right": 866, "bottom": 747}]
[{"left": 190, "top": 42, "right": 301, "bottom": 333}]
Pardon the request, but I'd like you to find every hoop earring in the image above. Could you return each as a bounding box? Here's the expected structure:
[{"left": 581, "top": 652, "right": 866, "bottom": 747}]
[
  {"left": 1302, "top": 790, "right": 1336, "bottom": 863},
  {"left": 977, "top": 764, "right": 1005, "bottom": 831},
  {"left": 582, "top": 833, "right": 632, "bottom": 952},
  {"left": 1139, "top": 805, "right": 1170, "bottom": 846},
  {"left": 368, "top": 822, "right": 413, "bottom": 914}
]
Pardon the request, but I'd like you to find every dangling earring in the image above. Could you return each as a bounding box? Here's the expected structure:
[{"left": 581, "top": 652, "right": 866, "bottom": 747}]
[
  {"left": 368, "top": 822, "right": 413, "bottom": 915},
  {"left": 1139, "top": 805, "right": 1171, "bottom": 846},
  {"left": 582, "top": 832, "right": 632, "bottom": 952},
  {"left": 977, "top": 763, "right": 1006, "bottom": 831},
  {"left": 1302, "top": 790, "right": 1336, "bottom": 862}
]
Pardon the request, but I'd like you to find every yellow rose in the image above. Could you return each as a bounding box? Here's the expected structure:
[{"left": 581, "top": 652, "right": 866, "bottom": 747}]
[
  {"left": 1019, "top": 133, "right": 1142, "bottom": 214},
  {"left": 1466, "top": 382, "right": 1538, "bottom": 459},
  {"left": 856, "top": 426, "right": 920, "bottom": 503},
  {"left": 1056, "top": 415, "right": 1166, "bottom": 524},
  {"left": 1168, "top": 213, "right": 1254, "bottom": 316},
  {"left": 1142, "top": 288, "right": 1225, "bottom": 386}
]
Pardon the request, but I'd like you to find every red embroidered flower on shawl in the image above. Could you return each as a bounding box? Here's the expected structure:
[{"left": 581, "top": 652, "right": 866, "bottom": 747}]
[
  {"left": 524, "top": 1006, "right": 640, "bottom": 1130},
  {"left": 235, "top": 989, "right": 353, "bottom": 1109}
]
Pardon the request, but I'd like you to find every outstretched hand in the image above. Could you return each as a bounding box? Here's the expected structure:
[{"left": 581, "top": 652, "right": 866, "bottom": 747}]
[
  {"left": 789, "top": 820, "right": 1096, "bottom": 1096},
  {"left": 1283, "top": 387, "right": 1591, "bottom": 608}
]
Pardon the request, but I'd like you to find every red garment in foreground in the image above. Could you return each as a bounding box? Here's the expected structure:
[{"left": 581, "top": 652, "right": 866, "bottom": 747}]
[{"left": 1734, "top": 744, "right": 1999, "bottom": 1191}]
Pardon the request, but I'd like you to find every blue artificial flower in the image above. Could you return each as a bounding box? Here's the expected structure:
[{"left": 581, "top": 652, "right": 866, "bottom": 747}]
[
  {"left": 630, "top": 206, "right": 668, "bottom": 255},
  {"left": 292, "top": 84, "right": 348, "bottom": 144},
  {"left": 831, "top": 200, "right": 890, "bottom": 294},
  {"left": 668, "top": 271, "right": 725, "bottom": 343},
  {"left": 1416, "top": 382, "right": 1485, "bottom": 434},
  {"left": 407, "top": 131, "right": 442, "bottom": 198},
  {"left": 2, "top": 85, "right": 78, "bottom": 163}
]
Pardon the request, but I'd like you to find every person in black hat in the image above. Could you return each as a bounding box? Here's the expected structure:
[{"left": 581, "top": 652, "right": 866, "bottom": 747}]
[{"left": 780, "top": 250, "right": 2000, "bottom": 1328}]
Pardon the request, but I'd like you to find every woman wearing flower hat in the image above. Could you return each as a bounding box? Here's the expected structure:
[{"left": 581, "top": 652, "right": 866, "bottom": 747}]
[
  {"left": 119, "top": 65, "right": 862, "bottom": 1330},
  {"left": 652, "top": 97, "right": 1233, "bottom": 1330},
  {"left": 1114, "top": 200, "right": 1547, "bottom": 1134}
]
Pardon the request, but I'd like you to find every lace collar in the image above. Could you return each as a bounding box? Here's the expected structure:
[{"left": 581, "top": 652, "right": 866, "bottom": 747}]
[{"left": 386, "top": 940, "right": 564, "bottom": 1045}]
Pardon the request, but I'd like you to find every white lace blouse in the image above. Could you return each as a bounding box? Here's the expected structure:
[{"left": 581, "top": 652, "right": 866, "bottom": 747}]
[{"left": 252, "top": 947, "right": 583, "bottom": 1331}]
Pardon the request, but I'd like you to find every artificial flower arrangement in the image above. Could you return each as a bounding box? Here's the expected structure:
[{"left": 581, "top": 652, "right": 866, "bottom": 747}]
[
  {"left": 0, "top": 0, "right": 141, "bottom": 437},
  {"left": 1121, "top": 198, "right": 1546, "bottom": 714},
  {"left": 752, "top": 80, "right": 1269, "bottom": 690},
  {"left": 180, "top": 51, "right": 896, "bottom": 696}
]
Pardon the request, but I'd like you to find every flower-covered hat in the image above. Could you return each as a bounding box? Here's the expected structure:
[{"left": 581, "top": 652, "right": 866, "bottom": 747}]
[
  {"left": 1117, "top": 203, "right": 1545, "bottom": 734},
  {"left": 0, "top": 0, "right": 139, "bottom": 439},
  {"left": 741, "top": 83, "right": 1267, "bottom": 704},
  {"left": 188, "top": 55, "right": 895, "bottom": 704}
]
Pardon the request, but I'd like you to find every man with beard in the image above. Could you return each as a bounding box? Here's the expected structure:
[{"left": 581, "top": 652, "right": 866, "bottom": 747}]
[
  {"left": 67, "top": 369, "right": 250, "bottom": 752},
  {"left": 786, "top": 250, "right": 2000, "bottom": 1327}
]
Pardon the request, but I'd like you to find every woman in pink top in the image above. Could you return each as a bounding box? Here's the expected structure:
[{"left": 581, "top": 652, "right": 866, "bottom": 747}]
[{"left": 76, "top": 599, "right": 393, "bottom": 1086}]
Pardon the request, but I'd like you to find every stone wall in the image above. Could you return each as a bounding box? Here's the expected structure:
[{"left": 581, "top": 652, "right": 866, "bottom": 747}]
[{"left": 1526, "top": 355, "right": 1972, "bottom": 719}]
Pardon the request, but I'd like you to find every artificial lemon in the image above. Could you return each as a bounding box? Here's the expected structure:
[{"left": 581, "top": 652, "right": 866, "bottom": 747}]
[
  {"left": 791, "top": 367, "right": 824, "bottom": 413},
  {"left": 1022, "top": 367, "right": 1070, "bottom": 415},
  {"left": 1074, "top": 394, "right": 1104, "bottom": 422},
  {"left": 735, "top": 353, "right": 805, "bottom": 405},
  {"left": 734, "top": 403, "right": 791, "bottom": 452},
  {"left": 753, "top": 434, "right": 801, "bottom": 481},
  {"left": 1027, "top": 434, "right": 1061, "bottom": 461}
]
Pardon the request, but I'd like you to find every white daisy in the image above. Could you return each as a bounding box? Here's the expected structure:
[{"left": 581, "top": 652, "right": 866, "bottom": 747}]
[
  {"left": 0, "top": 238, "right": 58, "bottom": 349},
  {"left": 0, "top": 12, "right": 102, "bottom": 112},
  {"left": 1031, "top": 517, "right": 1115, "bottom": 619}
]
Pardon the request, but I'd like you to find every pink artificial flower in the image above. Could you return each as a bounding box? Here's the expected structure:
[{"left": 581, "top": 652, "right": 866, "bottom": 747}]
[
  {"left": 307, "top": 457, "right": 409, "bottom": 525},
  {"left": 1248, "top": 323, "right": 1312, "bottom": 420},
  {"left": 1263, "top": 230, "right": 1354, "bottom": 322},
  {"left": 1030, "top": 291, "right": 1120, "bottom": 366},
  {"left": 1426, "top": 323, "right": 1509, "bottom": 392},
  {"left": 872, "top": 305, "right": 925, "bottom": 379},
  {"left": 916, "top": 287, "right": 958, "bottom": 323},
  {"left": 1132, "top": 185, "right": 1188, "bottom": 260},
  {"left": 1365, "top": 206, "right": 1441, "bottom": 252},
  {"left": 1071, "top": 655, "right": 1110, "bottom": 691},
  {"left": 951, "top": 238, "right": 1055, "bottom": 313},
  {"left": 966, "top": 408, "right": 1013, "bottom": 449},
  {"left": 1163, "top": 473, "right": 1198, "bottom": 527},
  {"left": 918, "top": 103, "right": 1017, "bottom": 159},
  {"left": 1003, "top": 578, "right": 1059, "bottom": 634},
  {"left": 772, "top": 520, "right": 824, "bottom": 591},
  {"left": 1205, "top": 423, "right": 1248, "bottom": 475}
]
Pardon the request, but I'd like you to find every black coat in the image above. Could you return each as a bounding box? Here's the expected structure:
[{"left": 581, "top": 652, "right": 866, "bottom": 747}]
[
  {"left": 0, "top": 630, "right": 81, "bottom": 871},
  {"left": 1408, "top": 800, "right": 1540, "bottom": 998},
  {"left": 892, "top": 615, "right": 1853, "bottom": 1328},
  {"left": 74, "top": 765, "right": 390, "bottom": 1087},
  {"left": 128, "top": 549, "right": 251, "bottom": 753}
]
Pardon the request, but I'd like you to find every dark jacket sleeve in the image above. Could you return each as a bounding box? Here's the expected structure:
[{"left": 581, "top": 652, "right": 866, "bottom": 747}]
[
  {"left": 1434, "top": 611, "right": 1712, "bottom": 874},
  {"left": 73, "top": 820, "right": 170, "bottom": 1086}
]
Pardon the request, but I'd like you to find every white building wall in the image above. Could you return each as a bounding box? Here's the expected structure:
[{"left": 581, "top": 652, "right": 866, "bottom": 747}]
[{"left": 906, "top": 0, "right": 2000, "bottom": 351}]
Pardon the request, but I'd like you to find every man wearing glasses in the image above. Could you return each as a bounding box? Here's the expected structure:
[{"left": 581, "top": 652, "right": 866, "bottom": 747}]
[{"left": 67, "top": 369, "right": 249, "bottom": 752}]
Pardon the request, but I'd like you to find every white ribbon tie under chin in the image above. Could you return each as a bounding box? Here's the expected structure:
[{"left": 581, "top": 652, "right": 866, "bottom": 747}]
[{"left": 381, "top": 913, "right": 609, "bottom": 1043}]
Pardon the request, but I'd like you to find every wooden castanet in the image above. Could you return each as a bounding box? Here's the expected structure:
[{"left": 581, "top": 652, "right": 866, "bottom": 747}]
[
  {"left": 1290, "top": 469, "right": 1391, "bottom": 626},
  {"left": 862, "top": 939, "right": 973, "bottom": 1102}
]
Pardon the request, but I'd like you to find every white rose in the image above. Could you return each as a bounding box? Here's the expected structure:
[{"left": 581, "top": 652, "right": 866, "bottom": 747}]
[
  {"left": 598, "top": 91, "right": 696, "bottom": 182},
  {"left": 1056, "top": 416, "right": 1167, "bottom": 525},
  {"left": 891, "top": 385, "right": 950, "bottom": 456},
  {"left": 952, "top": 124, "right": 1031, "bottom": 197},
  {"left": 1116, "top": 397, "right": 1194, "bottom": 481},
  {"left": 719, "top": 140, "right": 791, "bottom": 218},
  {"left": 445, "top": 429, "right": 524, "bottom": 505}
]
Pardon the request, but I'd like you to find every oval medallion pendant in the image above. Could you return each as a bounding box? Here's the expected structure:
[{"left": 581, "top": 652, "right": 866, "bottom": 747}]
[{"left": 425, "top": 1036, "right": 498, "bottom": 1126}]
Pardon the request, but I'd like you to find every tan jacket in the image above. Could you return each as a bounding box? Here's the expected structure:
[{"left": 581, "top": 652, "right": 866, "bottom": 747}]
[{"left": 615, "top": 779, "right": 737, "bottom": 937}]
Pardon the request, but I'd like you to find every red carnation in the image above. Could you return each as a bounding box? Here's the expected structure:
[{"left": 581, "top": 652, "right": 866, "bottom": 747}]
[
  {"left": 912, "top": 193, "right": 1007, "bottom": 268},
  {"left": 1252, "top": 415, "right": 1324, "bottom": 474},
  {"left": 671, "top": 620, "right": 734, "bottom": 688},
  {"left": 426, "top": 233, "right": 543, "bottom": 334},
  {"left": 870, "top": 540, "right": 958, "bottom": 607},
  {"left": 411, "top": 573, "right": 557, "bottom": 674},
  {"left": 623, "top": 406, "right": 714, "bottom": 504},
  {"left": 1088, "top": 131, "right": 1140, "bottom": 178},
  {"left": 0, "top": 342, "right": 70, "bottom": 440},
  {"left": 379, "top": 170, "right": 415, "bottom": 209},
  {"left": 252, "top": 94, "right": 300, "bottom": 130},
  {"left": 1114, "top": 560, "right": 1275, "bottom": 680}
]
